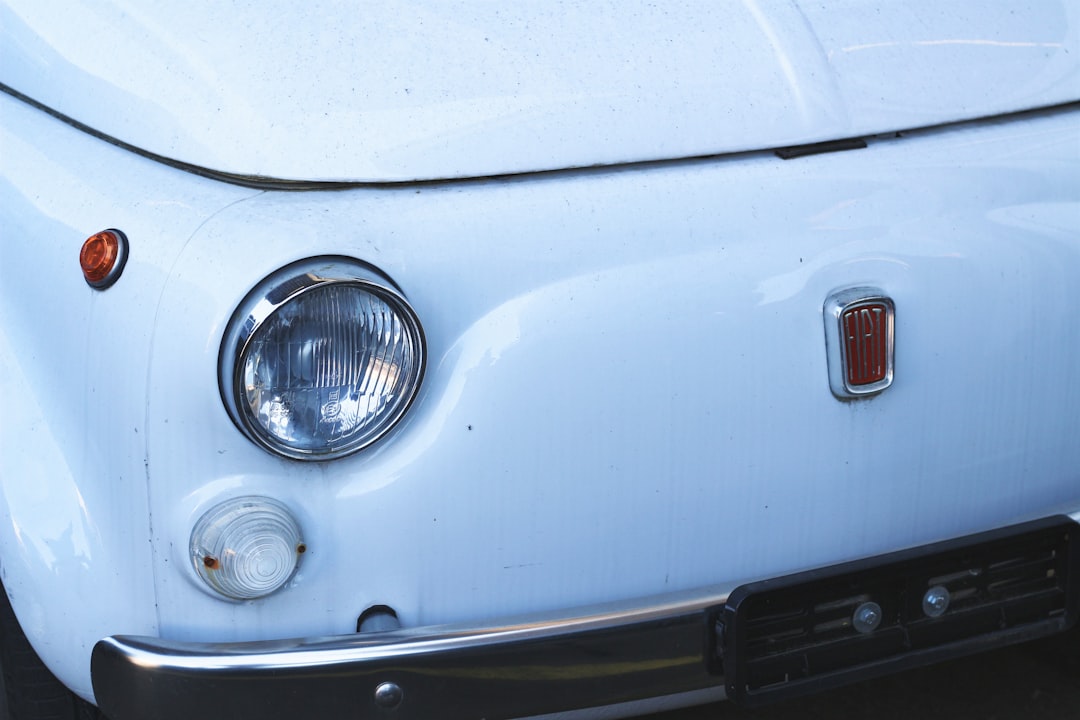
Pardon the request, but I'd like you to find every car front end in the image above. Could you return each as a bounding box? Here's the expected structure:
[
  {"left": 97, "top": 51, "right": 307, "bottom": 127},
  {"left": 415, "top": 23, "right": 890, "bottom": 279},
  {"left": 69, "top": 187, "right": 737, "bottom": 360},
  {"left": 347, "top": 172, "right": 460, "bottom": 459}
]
[{"left": 1, "top": 2, "right": 1078, "bottom": 719}]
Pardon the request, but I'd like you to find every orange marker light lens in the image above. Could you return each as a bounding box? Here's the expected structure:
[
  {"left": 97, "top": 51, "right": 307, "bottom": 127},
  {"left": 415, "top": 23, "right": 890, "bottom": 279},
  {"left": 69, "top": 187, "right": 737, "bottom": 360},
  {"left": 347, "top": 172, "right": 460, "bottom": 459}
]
[{"left": 80, "top": 229, "right": 128, "bottom": 289}]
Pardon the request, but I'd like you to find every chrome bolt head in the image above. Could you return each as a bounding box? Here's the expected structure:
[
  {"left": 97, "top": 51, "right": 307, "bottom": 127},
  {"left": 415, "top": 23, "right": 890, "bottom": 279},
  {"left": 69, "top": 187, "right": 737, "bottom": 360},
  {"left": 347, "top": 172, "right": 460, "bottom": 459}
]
[
  {"left": 374, "top": 681, "right": 404, "bottom": 709},
  {"left": 922, "top": 585, "right": 951, "bottom": 618},
  {"left": 852, "top": 601, "right": 883, "bottom": 634}
]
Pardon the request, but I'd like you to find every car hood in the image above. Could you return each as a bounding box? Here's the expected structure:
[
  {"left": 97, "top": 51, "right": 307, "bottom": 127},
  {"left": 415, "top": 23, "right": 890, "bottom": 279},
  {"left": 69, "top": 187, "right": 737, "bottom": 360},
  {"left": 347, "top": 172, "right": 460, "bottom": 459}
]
[{"left": 2, "top": 1, "right": 1078, "bottom": 183}]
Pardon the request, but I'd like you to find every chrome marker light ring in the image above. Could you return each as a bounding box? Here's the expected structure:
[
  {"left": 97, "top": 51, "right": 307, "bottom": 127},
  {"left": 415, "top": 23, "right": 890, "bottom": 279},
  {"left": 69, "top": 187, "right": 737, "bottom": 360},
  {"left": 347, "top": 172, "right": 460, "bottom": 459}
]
[{"left": 220, "top": 257, "right": 425, "bottom": 461}]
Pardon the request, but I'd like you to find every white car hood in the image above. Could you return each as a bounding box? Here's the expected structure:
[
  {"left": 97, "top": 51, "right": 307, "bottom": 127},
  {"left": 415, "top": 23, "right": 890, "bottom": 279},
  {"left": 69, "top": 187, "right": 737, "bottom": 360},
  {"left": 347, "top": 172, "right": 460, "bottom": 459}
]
[{"left": 3, "top": 1, "right": 1078, "bottom": 182}]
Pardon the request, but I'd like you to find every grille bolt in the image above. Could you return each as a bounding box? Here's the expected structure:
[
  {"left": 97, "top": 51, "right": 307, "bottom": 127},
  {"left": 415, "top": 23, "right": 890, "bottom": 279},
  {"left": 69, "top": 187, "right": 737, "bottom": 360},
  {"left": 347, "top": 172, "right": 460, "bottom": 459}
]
[
  {"left": 922, "top": 585, "right": 951, "bottom": 618},
  {"left": 852, "top": 601, "right": 882, "bottom": 634},
  {"left": 374, "top": 681, "right": 404, "bottom": 709}
]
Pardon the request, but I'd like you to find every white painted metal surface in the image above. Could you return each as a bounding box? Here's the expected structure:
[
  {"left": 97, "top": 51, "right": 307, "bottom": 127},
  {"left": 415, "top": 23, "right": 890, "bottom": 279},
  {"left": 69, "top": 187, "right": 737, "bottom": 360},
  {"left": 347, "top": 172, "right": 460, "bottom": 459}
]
[{"left": 1, "top": 1, "right": 1077, "bottom": 181}]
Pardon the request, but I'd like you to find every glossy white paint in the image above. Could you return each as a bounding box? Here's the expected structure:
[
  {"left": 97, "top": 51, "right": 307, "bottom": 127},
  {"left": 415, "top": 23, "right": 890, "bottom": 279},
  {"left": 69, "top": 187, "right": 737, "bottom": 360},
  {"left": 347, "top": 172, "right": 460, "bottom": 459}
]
[{"left": 1, "top": 1, "right": 1077, "bottom": 181}]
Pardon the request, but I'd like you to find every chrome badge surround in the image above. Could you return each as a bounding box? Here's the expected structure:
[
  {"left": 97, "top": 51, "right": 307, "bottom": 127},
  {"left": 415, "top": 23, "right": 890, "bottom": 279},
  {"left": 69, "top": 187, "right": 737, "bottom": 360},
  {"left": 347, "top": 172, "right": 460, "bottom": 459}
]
[{"left": 824, "top": 288, "right": 895, "bottom": 399}]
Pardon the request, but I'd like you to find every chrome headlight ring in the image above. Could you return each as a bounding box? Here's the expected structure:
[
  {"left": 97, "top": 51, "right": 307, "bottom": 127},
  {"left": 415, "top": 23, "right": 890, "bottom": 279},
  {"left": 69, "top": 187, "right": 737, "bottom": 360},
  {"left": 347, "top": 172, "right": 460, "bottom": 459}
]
[{"left": 219, "top": 257, "right": 425, "bottom": 461}]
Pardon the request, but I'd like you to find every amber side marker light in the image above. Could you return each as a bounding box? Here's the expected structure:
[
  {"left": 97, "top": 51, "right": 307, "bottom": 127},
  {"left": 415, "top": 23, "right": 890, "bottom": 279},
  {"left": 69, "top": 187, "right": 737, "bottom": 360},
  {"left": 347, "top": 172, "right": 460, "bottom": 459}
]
[{"left": 80, "top": 229, "right": 128, "bottom": 289}]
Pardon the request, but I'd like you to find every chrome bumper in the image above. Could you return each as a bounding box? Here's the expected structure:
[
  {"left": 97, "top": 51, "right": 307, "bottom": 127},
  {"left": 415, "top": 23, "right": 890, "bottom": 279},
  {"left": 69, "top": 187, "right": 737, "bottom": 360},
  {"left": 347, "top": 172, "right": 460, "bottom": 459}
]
[{"left": 91, "top": 587, "right": 729, "bottom": 720}]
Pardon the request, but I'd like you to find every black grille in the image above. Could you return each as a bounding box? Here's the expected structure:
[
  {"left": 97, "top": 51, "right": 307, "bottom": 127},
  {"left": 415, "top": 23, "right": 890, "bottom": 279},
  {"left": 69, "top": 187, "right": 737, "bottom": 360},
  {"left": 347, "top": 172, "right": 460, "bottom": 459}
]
[{"left": 711, "top": 516, "right": 1079, "bottom": 706}]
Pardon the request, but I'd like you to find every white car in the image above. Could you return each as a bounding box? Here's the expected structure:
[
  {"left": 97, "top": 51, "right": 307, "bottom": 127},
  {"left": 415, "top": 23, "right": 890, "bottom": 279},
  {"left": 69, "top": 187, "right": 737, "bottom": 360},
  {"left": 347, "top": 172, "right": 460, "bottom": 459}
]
[{"left": 1, "top": 2, "right": 1079, "bottom": 719}]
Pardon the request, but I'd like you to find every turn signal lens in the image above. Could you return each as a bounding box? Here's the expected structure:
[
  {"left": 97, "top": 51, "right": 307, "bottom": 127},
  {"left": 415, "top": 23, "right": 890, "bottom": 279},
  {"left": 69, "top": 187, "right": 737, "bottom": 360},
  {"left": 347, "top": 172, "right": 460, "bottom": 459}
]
[
  {"left": 190, "top": 497, "right": 305, "bottom": 600},
  {"left": 80, "top": 229, "right": 128, "bottom": 289}
]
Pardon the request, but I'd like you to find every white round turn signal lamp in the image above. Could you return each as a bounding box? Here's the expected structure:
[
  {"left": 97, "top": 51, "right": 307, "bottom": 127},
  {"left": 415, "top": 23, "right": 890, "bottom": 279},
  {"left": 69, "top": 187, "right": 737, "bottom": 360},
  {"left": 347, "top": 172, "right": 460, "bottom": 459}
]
[{"left": 191, "top": 497, "right": 305, "bottom": 600}]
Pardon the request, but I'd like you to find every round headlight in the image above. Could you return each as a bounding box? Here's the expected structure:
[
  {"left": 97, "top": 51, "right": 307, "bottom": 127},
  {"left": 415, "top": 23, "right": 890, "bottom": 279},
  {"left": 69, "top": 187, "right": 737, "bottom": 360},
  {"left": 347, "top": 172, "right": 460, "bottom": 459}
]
[{"left": 220, "top": 257, "right": 425, "bottom": 460}]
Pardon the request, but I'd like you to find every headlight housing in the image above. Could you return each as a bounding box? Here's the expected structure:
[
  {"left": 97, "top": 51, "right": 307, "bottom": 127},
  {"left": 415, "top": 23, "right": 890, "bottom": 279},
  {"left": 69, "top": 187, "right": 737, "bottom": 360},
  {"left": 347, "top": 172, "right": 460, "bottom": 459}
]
[{"left": 219, "top": 257, "right": 425, "bottom": 460}]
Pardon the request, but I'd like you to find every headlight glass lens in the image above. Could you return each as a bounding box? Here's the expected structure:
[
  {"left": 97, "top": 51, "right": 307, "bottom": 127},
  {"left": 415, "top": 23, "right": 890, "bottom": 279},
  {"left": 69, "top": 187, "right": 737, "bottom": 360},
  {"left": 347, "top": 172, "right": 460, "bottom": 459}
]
[{"left": 222, "top": 258, "right": 425, "bottom": 460}]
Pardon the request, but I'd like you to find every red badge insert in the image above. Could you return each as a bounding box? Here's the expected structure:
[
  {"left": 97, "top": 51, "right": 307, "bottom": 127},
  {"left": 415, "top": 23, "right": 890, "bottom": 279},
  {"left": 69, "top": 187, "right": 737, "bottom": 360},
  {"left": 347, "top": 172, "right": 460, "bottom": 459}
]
[{"left": 842, "top": 301, "right": 889, "bottom": 387}]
